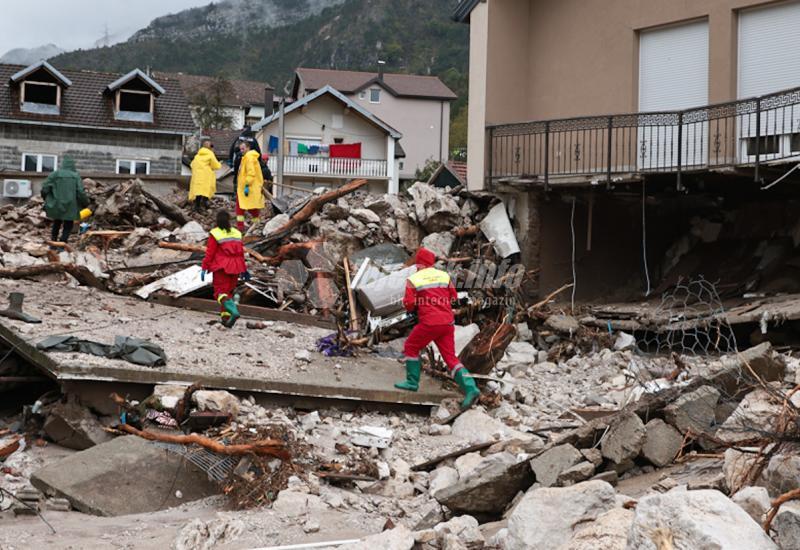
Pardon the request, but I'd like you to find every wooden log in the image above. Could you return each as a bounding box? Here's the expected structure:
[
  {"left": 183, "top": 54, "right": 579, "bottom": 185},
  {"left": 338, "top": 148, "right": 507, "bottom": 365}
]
[
  {"left": 158, "top": 241, "right": 270, "bottom": 264},
  {"left": 255, "top": 179, "right": 369, "bottom": 247},
  {"left": 458, "top": 320, "right": 517, "bottom": 375},
  {"left": 117, "top": 424, "right": 290, "bottom": 459},
  {"left": 411, "top": 441, "right": 494, "bottom": 472},
  {"left": 140, "top": 187, "right": 189, "bottom": 226},
  {"left": 0, "top": 263, "right": 106, "bottom": 290}
]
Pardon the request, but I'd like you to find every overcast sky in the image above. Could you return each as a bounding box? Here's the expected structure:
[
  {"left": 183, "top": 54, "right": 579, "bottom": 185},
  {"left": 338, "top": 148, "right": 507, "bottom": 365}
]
[{"left": 0, "top": 0, "right": 212, "bottom": 55}]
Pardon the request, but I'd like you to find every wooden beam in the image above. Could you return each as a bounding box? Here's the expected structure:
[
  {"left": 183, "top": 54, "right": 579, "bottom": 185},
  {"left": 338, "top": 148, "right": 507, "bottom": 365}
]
[
  {"left": 149, "top": 295, "right": 336, "bottom": 329},
  {"left": 410, "top": 441, "right": 494, "bottom": 472}
]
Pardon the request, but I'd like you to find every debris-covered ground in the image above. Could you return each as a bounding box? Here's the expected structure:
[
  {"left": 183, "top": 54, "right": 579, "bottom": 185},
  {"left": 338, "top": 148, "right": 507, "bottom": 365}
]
[{"left": 2, "top": 178, "right": 800, "bottom": 549}]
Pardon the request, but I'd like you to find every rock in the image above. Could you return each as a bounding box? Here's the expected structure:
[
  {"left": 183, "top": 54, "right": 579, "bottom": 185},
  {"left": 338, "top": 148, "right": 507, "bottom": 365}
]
[
  {"left": 564, "top": 507, "right": 633, "bottom": 550},
  {"left": 192, "top": 390, "right": 240, "bottom": 417},
  {"left": 581, "top": 448, "right": 603, "bottom": 467},
  {"left": 272, "top": 490, "right": 326, "bottom": 518},
  {"left": 429, "top": 466, "right": 459, "bottom": 497},
  {"left": 663, "top": 385, "right": 720, "bottom": 439},
  {"left": 322, "top": 201, "right": 351, "bottom": 220},
  {"left": 428, "top": 423, "right": 452, "bottom": 436},
  {"left": 31, "top": 437, "right": 218, "bottom": 516},
  {"left": 152, "top": 384, "right": 188, "bottom": 411},
  {"left": 723, "top": 447, "right": 760, "bottom": 493},
  {"left": 43, "top": 400, "right": 112, "bottom": 451},
  {"left": 454, "top": 452, "right": 486, "bottom": 479},
  {"left": 364, "top": 193, "right": 405, "bottom": 216},
  {"left": 343, "top": 525, "right": 415, "bottom": 550},
  {"left": 732, "top": 486, "right": 771, "bottom": 524},
  {"left": 435, "top": 459, "right": 534, "bottom": 518},
  {"left": 765, "top": 453, "right": 800, "bottom": 496},
  {"left": 717, "top": 388, "right": 800, "bottom": 444},
  {"left": 262, "top": 213, "right": 290, "bottom": 236},
  {"left": 627, "top": 489, "right": 777, "bottom": 550},
  {"left": 300, "top": 411, "right": 320, "bottom": 432},
  {"left": 773, "top": 502, "right": 800, "bottom": 550},
  {"left": 294, "top": 349, "right": 312, "bottom": 362},
  {"left": 503, "top": 341, "right": 537, "bottom": 364},
  {"left": 529, "top": 444, "right": 583, "bottom": 487},
  {"left": 641, "top": 418, "right": 683, "bottom": 467},
  {"left": 613, "top": 332, "right": 636, "bottom": 351},
  {"left": 452, "top": 409, "right": 527, "bottom": 443},
  {"left": 302, "top": 518, "right": 320, "bottom": 533},
  {"left": 544, "top": 314, "right": 580, "bottom": 334},
  {"left": 421, "top": 232, "right": 456, "bottom": 258},
  {"left": 709, "top": 342, "right": 786, "bottom": 395},
  {"left": 351, "top": 208, "right": 381, "bottom": 224},
  {"left": 407, "top": 182, "right": 461, "bottom": 233},
  {"left": 174, "top": 517, "right": 245, "bottom": 550},
  {"left": 506, "top": 480, "right": 617, "bottom": 550},
  {"left": 590, "top": 470, "right": 619, "bottom": 486},
  {"left": 351, "top": 426, "right": 393, "bottom": 449},
  {"left": 556, "top": 461, "right": 596, "bottom": 486},
  {"left": 174, "top": 221, "right": 205, "bottom": 243},
  {"left": 600, "top": 412, "right": 646, "bottom": 464},
  {"left": 434, "top": 515, "right": 484, "bottom": 548},
  {"left": 396, "top": 217, "right": 423, "bottom": 251}
]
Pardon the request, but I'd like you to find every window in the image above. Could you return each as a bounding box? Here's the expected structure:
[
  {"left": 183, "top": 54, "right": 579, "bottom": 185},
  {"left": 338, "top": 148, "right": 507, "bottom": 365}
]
[
  {"left": 358, "top": 91, "right": 367, "bottom": 100},
  {"left": 116, "top": 159, "right": 150, "bottom": 175},
  {"left": 118, "top": 90, "right": 151, "bottom": 113},
  {"left": 21, "top": 81, "right": 60, "bottom": 115},
  {"left": 369, "top": 88, "right": 381, "bottom": 103},
  {"left": 21, "top": 153, "right": 57, "bottom": 173},
  {"left": 792, "top": 133, "right": 800, "bottom": 153},
  {"left": 333, "top": 137, "right": 344, "bottom": 144},
  {"left": 746, "top": 135, "right": 780, "bottom": 156}
]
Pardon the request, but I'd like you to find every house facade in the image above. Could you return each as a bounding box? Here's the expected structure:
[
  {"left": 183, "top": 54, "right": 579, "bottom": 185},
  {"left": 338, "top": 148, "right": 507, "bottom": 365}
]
[
  {"left": 167, "top": 72, "right": 276, "bottom": 130},
  {"left": 253, "top": 86, "right": 402, "bottom": 195},
  {"left": 455, "top": 0, "right": 800, "bottom": 302},
  {"left": 292, "top": 68, "right": 456, "bottom": 181},
  {"left": 0, "top": 61, "right": 194, "bottom": 190}
]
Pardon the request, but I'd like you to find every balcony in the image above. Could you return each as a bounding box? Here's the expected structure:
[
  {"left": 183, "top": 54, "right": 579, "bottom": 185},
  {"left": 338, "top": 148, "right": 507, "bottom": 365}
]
[
  {"left": 267, "top": 156, "right": 389, "bottom": 179},
  {"left": 487, "top": 85, "right": 800, "bottom": 188}
]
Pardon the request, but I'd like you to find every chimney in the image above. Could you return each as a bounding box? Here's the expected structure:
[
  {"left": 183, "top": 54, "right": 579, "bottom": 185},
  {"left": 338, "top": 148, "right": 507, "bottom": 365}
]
[
  {"left": 264, "top": 86, "right": 275, "bottom": 116},
  {"left": 377, "top": 60, "right": 386, "bottom": 82}
]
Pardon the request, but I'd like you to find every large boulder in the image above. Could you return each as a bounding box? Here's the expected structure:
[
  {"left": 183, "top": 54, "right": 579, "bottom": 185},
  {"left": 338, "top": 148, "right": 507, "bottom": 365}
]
[
  {"left": 627, "top": 489, "right": 777, "bottom": 550},
  {"left": 773, "top": 502, "right": 800, "bottom": 550},
  {"left": 564, "top": 507, "right": 633, "bottom": 550},
  {"left": 435, "top": 458, "right": 534, "bottom": 518},
  {"left": 723, "top": 447, "right": 761, "bottom": 493},
  {"left": 342, "top": 525, "right": 414, "bottom": 550},
  {"left": 407, "top": 182, "right": 460, "bottom": 233},
  {"left": 732, "top": 486, "right": 771, "bottom": 524},
  {"left": 506, "top": 480, "right": 617, "bottom": 550},
  {"left": 717, "top": 388, "right": 800, "bottom": 444},
  {"left": 663, "top": 385, "right": 720, "bottom": 439},
  {"left": 452, "top": 409, "right": 528, "bottom": 443},
  {"left": 600, "top": 412, "right": 646, "bottom": 465},
  {"left": 429, "top": 466, "right": 459, "bottom": 497},
  {"left": 764, "top": 453, "right": 800, "bottom": 497},
  {"left": 529, "top": 444, "right": 583, "bottom": 487},
  {"left": 641, "top": 418, "right": 683, "bottom": 467}
]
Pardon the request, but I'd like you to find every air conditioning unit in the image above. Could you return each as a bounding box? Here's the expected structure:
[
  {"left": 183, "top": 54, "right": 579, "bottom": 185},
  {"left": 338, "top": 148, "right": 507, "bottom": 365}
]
[{"left": 3, "top": 179, "right": 32, "bottom": 198}]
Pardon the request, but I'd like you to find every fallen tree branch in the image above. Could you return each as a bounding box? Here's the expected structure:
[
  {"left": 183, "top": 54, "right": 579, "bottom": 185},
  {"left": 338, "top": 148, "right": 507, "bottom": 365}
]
[
  {"left": 764, "top": 487, "right": 800, "bottom": 532},
  {"left": 0, "top": 263, "right": 106, "bottom": 290},
  {"left": 526, "top": 283, "right": 574, "bottom": 314},
  {"left": 256, "top": 179, "right": 369, "bottom": 248},
  {"left": 158, "top": 241, "right": 271, "bottom": 264},
  {"left": 117, "top": 424, "right": 290, "bottom": 460},
  {"left": 140, "top": 187, "right": 188, "bottom": 226}
]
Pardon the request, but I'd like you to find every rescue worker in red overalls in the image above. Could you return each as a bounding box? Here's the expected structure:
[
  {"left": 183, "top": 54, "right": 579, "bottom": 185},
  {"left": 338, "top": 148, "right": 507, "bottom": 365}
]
[
  {"left": 395, "top": 247, "right": 481, "bottom": 409},
  {"left": 200, "top": 210, "right": 251, "bottom": 328}
]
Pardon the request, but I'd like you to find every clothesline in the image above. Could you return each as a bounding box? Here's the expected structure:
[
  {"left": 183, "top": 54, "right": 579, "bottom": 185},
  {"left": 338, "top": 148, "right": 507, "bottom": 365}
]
[{"left": 268, "top": 136, "right": 363, "bottom": 160}]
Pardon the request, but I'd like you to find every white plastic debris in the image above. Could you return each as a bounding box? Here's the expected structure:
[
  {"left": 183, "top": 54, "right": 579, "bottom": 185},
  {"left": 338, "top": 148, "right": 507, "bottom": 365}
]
[
  {"left": 479, "top": 203, "right": 521, "bottom": 259},
  {"left": 351, "top": 426, "right": 394, "bottom": 449},
  {"left": 614, "top": 332, "right": 636, "bottom": 351}
]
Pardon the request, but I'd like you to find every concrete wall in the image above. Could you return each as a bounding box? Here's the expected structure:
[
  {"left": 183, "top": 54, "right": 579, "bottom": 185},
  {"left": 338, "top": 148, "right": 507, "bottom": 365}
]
[
  {"left": 467, "top": 0, "right": 784, "bottom": 189},
  {"left": 0, "top": 123, "right": 184, "bottom": 176},
  {"left": 349, "top": 89, "right": 450, "bottom": 180}
]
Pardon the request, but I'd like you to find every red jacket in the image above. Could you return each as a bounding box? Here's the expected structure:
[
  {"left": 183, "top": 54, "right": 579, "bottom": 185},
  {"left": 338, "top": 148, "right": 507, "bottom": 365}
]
[
  {"left": 403, "top": 248, "right": 457, "bottom": 326},
  {"left": 201, "top": 227, "right": 247, "bottom": 275}
]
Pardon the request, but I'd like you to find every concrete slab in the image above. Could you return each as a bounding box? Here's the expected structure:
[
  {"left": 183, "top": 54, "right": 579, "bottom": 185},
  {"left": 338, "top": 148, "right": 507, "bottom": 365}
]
[
  {"left": 30, "top": 436, "right": 218, "bottom": 516},
  {"left": 0, "top": 281, "right": 456, "bottom": 407}
]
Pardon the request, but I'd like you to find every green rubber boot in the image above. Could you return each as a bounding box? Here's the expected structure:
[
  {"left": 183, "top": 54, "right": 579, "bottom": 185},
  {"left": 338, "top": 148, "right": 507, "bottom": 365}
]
[
  {"left": 454, "top": 369, "right": 480, "bottom": 410},
  {"left": 221, "top": 297, "right": 240, "bottom": 328},
  {"left": 394, "top": 359, "right": 421, "bottom": 392}
]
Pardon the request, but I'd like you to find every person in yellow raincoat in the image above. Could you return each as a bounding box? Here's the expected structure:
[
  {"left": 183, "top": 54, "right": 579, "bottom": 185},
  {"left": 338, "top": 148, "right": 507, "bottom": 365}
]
[
  {"left": 235, "top": 140, "right": 265, "bottom": 231},
  {"left": 189, "top": 139, "right": 221, "bottom": 212}
]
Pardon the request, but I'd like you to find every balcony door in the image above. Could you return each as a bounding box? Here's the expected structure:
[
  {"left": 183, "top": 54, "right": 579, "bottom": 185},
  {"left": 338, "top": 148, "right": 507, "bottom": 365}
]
[
  {"left": 738, "top": 1, "right": 800, "bottom": 163},
  {"left": 638, "top": 20, "right": 709, "bottom": 170}
]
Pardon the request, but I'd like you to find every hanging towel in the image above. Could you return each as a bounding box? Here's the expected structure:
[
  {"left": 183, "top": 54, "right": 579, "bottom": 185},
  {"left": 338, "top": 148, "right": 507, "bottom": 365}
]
[
  {"left": 289, "top": 141, "right": 299, "bottom": 156},
  {"left": 268, "top": 135, "right": 279, "bottom": 153},
  {"left": 297, "top": 143, "right": 310, "bottom": 155},
  {"left": 329, "top": 143, "right": 362, "bottom": 159},
  {"left": 309, "top": 145, "right": 320, "bottom": 155}
]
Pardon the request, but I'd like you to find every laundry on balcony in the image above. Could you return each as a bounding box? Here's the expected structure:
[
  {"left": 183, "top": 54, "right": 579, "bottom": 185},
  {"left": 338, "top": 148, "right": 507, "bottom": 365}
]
[
  {"left": 267, "top": 135, "right": 279, "bottom": 153},
  {"left": 329, "top": 143, "right": 362, "bottom": 159}
]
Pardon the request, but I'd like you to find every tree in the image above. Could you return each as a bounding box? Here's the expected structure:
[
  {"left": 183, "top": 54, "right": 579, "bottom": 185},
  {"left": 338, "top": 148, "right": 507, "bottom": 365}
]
[
  {"left": 192, "top": 76, "right": 235, "bottom": 130},
  {"left": 415, "top": 158, "right": 442, "bottom": 182}
]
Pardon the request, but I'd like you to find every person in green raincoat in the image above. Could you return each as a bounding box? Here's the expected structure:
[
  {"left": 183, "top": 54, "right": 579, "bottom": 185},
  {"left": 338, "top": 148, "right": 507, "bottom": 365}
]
[{"left": 41, "top": 156, "right": 89, "bottom": 243}]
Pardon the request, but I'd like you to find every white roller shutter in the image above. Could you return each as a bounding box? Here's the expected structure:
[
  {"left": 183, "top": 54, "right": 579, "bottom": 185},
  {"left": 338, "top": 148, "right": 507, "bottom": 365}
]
[
  {"left": 739, "top": 1, "right": 800, "bottom": 98},
  {"left": 639, "top": 20, "right": 709, "bottom": 112},
  {"left": 638, "top": 21, "right": 709, "bottom": 169}
]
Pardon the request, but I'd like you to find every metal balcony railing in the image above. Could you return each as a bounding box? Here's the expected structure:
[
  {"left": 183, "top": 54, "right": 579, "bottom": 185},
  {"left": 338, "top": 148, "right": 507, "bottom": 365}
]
[
  {"left": 267, "top": 156, "right": 389, "bottom": 179},
  {"left": 487, "top": 85, "right": 800, "bottom": 189}
]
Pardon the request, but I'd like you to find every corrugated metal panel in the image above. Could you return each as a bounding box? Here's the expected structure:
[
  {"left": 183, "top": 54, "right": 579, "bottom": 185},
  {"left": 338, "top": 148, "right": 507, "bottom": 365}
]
[
  {"left": 639, "top": 20, "right": 709, "bottom": 111},
  {"left": 739, "top": 1, "right": 800, "bottom": 98}
]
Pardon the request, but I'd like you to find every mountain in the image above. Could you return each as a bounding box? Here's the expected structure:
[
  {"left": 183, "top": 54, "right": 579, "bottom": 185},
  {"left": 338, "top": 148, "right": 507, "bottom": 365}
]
[
  {"left": 51, "top": 0, "right": 469, "bottom": 146},
  {"left": 1, "top": 44, "right": 65, "bottom": 65}
]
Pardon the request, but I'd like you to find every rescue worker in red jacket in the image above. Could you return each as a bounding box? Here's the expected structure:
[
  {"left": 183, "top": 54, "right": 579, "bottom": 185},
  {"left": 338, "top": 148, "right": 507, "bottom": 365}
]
[
  {"left": 395, "top": 247, "right": 480, "bottom": 409},
  {"left": 200, "top": 210, "right": 251, "bottom": 328}
]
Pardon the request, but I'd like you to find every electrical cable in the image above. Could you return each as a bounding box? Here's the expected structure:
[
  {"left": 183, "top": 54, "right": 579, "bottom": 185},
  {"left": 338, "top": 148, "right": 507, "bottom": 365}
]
[
  {"left": 642, "top": 180, "right": 651, "bottom": 296},
  {"left": 760, "top": 162, "right": 800, "bottom": 191},
  {"left": 570, "top": 196, "right": 577, "bottom": 311}
]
